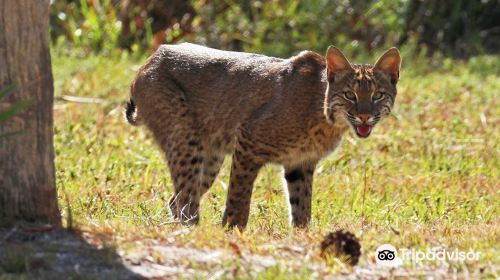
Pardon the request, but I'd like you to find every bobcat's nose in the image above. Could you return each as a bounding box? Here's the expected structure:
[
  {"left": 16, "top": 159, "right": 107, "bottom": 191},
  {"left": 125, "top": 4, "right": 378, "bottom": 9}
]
[{"left": 358, "top": 114, "right": 372, "bottom": 123}]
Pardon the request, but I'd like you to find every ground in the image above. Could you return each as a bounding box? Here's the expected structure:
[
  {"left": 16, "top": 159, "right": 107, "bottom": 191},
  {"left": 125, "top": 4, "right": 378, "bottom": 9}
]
[{"left": 1, "top": 52, "right": 498, "bottom": 279}]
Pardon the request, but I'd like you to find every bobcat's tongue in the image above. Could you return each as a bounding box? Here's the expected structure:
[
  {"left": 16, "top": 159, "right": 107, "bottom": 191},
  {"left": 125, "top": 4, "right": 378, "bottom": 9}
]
[{"left": 356, "top": 124, "right": 372, "bottom": 138}]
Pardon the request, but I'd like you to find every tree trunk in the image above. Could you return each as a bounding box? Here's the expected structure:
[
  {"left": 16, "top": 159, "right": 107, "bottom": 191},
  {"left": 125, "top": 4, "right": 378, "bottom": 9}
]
[{"left": 0, "top": 0, "right": 61, "bottom": 227}]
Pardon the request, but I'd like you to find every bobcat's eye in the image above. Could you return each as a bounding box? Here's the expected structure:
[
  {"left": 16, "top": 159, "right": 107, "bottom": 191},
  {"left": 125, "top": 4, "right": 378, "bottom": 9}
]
[
  {"left": 373, "top": 91, "right": 384, "bottom": 102},
  {"left": 343, "top": 91, "right": 356, "bottom": 102}
]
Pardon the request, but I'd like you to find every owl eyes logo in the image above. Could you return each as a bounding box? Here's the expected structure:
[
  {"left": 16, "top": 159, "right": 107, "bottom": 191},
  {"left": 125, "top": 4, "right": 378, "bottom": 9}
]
[
  {"left": 375, "top": 244, "right": 402, "bottom": 267},
  {"left": 377, "top": 249, "right": 395, "bottom": 261}
]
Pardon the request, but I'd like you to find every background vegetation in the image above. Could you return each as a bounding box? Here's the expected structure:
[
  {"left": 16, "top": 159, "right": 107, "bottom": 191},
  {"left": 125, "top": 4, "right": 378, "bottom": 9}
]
[
  {"left": 42, "top": 0, "right": 500, "bottom": 278},
  {"left": 50, "top": 0, "right": 500, "bottom": 58}
]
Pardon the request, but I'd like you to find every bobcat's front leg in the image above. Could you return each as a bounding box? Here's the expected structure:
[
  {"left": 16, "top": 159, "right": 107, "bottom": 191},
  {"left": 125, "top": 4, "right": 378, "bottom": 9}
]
[
  {"left": 284, "top": 163, "right": 316, "bottom": 227},
  {"left": 222, "top": 148, "right": 261, "bottom": 229}
]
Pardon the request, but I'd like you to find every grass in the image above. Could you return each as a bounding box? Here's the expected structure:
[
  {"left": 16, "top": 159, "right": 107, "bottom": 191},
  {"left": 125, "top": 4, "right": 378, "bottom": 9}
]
[
  {"left": 51, "top": 50, "right": 499, "bottom": 278},
  {"left": 0, "top": 228, "right": 136, "bottom": 279}
]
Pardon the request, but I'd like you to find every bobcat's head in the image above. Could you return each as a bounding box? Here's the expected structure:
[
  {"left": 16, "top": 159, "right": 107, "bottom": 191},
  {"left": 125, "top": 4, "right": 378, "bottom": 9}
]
[{"left": 323, "top": 46, "right": 401, "bottom": 138}]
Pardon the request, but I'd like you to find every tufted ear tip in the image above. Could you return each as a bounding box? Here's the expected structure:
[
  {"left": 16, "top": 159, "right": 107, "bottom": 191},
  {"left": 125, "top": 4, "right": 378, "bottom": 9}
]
[
  {"left": 325, "top": 46, "right": 353, "bottom": 80},
  {"left": 386, "top": 47, "right": 400, "bottom": 54},
  {"left": 374, "top": 47, "right": 401, "bottom": 83}
]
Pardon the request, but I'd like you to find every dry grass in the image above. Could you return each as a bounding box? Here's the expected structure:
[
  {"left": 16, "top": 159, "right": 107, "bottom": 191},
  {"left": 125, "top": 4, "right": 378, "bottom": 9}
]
[{"left": 47, "top": 52, "right": 500, "bottom": 278}]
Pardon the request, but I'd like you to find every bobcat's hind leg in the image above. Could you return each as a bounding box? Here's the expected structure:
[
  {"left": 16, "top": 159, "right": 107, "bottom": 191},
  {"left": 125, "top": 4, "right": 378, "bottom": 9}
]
[
  {"left": 166, "top": 149, "right": 224, "bottom": 224},
  {"left": 164, "top": 137, "right": 205, "bottom": 224},
  {"left": 134, "top": 85, "right": 206, "bottom": 224}
]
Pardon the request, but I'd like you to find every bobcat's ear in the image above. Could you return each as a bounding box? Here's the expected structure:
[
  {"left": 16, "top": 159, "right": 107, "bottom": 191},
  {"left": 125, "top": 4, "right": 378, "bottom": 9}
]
[
  {"left": 374, "top": 47, "right": 401, "bottom": 84},
  {"left": 325, "top": 46, "right": 353, "bottom": 81}
]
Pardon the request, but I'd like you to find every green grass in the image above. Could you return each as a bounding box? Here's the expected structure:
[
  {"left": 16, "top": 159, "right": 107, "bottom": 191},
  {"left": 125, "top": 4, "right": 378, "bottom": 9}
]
[{"left": 52, "top": 51, "right": 499, "bottom": 278}]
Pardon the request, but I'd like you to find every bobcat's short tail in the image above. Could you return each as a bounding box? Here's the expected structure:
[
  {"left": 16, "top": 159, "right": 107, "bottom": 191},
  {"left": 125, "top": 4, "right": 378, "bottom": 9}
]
[{"left": 125, "top": 98, "right": 139, "bottom": 126}]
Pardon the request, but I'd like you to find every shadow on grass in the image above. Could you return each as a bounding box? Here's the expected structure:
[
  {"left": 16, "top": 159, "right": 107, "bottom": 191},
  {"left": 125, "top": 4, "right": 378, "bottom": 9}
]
[{"left": 0, "top": 226, "right": 144, "bottom": 279}]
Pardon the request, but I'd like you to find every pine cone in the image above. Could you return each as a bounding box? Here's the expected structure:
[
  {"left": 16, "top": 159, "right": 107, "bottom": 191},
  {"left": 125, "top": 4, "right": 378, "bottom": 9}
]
[{"left": 320, "top": 230, "right": 361, "bottom": 266}]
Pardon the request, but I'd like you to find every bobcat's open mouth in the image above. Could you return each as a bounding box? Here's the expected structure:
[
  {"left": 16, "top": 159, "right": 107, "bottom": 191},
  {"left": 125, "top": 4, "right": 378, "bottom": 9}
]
[{"left": 355, "top": 124, "right": 372, "bottom": 138}]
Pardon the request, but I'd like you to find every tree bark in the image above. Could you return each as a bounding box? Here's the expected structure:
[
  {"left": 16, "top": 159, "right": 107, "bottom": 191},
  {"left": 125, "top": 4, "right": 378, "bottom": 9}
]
[{"left": 0, "top": 0, "right": 61, "bottom": 226}]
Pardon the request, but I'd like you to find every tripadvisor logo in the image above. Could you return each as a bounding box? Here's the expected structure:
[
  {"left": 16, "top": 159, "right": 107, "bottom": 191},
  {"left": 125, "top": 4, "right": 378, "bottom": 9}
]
[
  {"left": 375, "top": 244, "right": 402, "bottom": 267},
  {"left": 375, "top": 244, "right": 481, "bottom": 267}
]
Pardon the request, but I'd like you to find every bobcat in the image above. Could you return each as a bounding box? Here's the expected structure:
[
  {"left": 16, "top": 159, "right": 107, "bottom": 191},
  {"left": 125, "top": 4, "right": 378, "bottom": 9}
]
[{"left": 126, "top": 43, "right": 401, "bottom": 229}]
